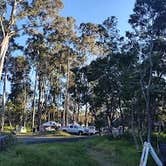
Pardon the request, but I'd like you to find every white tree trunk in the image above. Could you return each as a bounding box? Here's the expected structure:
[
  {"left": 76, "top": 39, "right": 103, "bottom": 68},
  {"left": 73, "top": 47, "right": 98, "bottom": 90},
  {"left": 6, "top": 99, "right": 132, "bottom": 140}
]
[
  {"left": 32, "top": 71, "right": 37, "bottom": 128},
  {"left": 0, "top": 34, "right": 9, "bottom": 79},
  {"left": 0, "top": 0, "right": 17, "bottom": 79},
  {"left": 1, "top": 67, "right": 7, "bottom": 131},
  {"left": 64, "top": 57, "right": 70, "bottom": 126}
]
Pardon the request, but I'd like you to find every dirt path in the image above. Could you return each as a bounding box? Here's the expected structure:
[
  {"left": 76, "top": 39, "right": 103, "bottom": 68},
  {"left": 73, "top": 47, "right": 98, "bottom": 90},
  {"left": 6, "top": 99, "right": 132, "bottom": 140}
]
[{"left": 88, "top": 149, "right": 111, "bottom": 166}]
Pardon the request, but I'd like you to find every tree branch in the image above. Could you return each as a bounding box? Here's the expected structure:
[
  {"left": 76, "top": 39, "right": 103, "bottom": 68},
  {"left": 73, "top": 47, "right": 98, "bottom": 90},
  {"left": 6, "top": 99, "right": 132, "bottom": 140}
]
[
  {"left": 147, "top": 41, "right": 154, "bottom": 88},
  {"left": 8, "top": 0, "right": 17, "bottom": 30},
  {"left": 0, "top": 17, "right": 5, "bottom": 38}
]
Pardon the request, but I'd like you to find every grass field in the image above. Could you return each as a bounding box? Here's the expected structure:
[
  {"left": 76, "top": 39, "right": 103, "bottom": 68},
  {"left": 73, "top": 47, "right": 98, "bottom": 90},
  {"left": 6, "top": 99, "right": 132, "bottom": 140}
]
[{"left": 0, "top": 136, "right": 155, "bottom": 166}]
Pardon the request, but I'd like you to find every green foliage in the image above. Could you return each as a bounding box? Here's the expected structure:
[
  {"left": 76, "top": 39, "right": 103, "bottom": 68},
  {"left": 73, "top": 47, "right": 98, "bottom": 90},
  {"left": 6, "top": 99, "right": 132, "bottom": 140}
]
[{"left": 95, "top": 112, "right": 107, "bottom": 129}]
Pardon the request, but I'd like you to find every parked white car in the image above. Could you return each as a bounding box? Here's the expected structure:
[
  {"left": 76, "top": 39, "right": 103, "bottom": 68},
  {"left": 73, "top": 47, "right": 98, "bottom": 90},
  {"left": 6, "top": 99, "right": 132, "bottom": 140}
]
[
  {"left": 42, "top": 121, "right": 61, "bottom": 131},
  {"left": 60, "top": 124, "right": 85, "bottom": 135},
  {"left": 84, "top": 126, "right": 98, "bottom": 135}
]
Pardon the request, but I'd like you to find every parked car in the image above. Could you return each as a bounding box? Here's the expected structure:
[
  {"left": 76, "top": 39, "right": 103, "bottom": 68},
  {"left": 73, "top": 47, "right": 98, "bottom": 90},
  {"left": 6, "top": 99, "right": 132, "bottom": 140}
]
[
  {"left": 42, "top": 121, "right": 61, "bottom": 131},
  {"left": 84, "top": 126, "right": 98, "bottom": 135},
  {"left": 100, "top": 127, "right": 110, "bottom": 135},
  {"left": 60, "top": 124, "right": 85, "bottom": 135}
]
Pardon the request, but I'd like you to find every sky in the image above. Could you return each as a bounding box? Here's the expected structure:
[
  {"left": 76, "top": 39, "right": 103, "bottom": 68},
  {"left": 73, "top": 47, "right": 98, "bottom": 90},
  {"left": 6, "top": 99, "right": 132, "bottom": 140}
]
[{"left": 61, "top": 0, "right": 136, "bottom": 35}]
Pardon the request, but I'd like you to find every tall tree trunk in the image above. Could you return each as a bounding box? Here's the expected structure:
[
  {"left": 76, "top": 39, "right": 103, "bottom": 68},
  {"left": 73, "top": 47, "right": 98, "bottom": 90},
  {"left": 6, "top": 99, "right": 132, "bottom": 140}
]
[
  {"left": 0, "top": 35, "right": 9, "bottom": 79},
  {"left": 140, "top": 42, "right": 153, "bottom": 143},
  {"left": 84, "top": 103, "right": 88, "bottom": 127},
  {"left": 64, "top": 58, "right": 70, "bottom": 126},
  {"left": 1, "top": 66, "right": 7, "bottom": 131},
  {"left": 8, "top": 119, "right": 13, "bottom": 130},
  {"left": 119, "top": 98, "right": 125, "bottom": 133},
  {"left": 107, "top": 114, "right": 111, "bottom": 128},
  {"left": 106, "top": 102, "right": 112, "bottom": 130},
  {"left": 38, "top": 76, "right": 44, "bottom": 128},
  {"left": 146, "top": 88, "right": 152, "bottom": 142},
  {"left": 45, "top": 82, "right": 49, "bottom": 121},
  {"left": 62, "top": 110, "right": 65, "bottom": 126},
  {"left": 131, "top": 105, "right": 139, "bottom": 150},
  {"left": 32, "top": 71, "right": 37, "bottom": 128},
  {"left": 76, "top": 103, "right": 80, "bottom": 123},
  {"left": 23, "top": 77, "right": 27, "bottom": 128},
  {"left": 72, "top": 104, "right": 76, "bottom": 123}
]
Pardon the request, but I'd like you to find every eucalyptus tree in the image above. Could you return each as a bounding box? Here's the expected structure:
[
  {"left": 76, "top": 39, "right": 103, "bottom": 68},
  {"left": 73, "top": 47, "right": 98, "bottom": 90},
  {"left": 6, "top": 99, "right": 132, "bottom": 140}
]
[
  {"left": 129, "top": 0, "right": 166, "bottom": 142},
  {"left": 8, "top": 56, "right": 31, "bottom": 127},
  {"left": 81, "top": 54, "right": 121, "bottom": 129},
  {"left": 46, "top": 17, "right": 83, "bottom": 125},
  {"left": 0, "top": 0, "right": 63, "bottom": 79},
  {"left": 25, "top": 14, "right": 85, "bottom": 126},
  {"left": 69, "top": 67, "right": 90, "bottom": 125},
  {"left": 0, "top": 0, "right": 64, "bottom": 128},
  {"left": 54, "top": 17, "right": 121, "bottom": 125},
  {"left": 25, "top": 35, "right": 48, "bottom": 127},
  {"left": 70, "top": 17, "right": 124, "bottom": 127},
  {"left": 1, "top": 58, "right": 8, "bottom": 131},
  {"left": 79, "top": 16, "right": 120, "bottom": 57},
  {"left": 44, "top": 16, "right": 107, "bottom": 125}
]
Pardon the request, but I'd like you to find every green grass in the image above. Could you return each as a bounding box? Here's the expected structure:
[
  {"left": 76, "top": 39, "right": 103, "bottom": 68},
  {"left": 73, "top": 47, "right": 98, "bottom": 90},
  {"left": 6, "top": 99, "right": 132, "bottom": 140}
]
[
  {"left": 0, "top": 141, "right": 97, "bottom": 166},
  {"left": 0, "top": 136, "right": 156, "bottom": 166},
  {"left": 83, "top": 137, "right": 141, "bottom": 166}
]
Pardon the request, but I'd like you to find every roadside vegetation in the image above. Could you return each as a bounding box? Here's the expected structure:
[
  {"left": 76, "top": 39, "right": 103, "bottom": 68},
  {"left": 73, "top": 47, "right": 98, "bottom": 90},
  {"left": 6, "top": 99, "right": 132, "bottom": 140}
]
[{"left": 0, "top": 136, "right": 146, "bottom": 166}]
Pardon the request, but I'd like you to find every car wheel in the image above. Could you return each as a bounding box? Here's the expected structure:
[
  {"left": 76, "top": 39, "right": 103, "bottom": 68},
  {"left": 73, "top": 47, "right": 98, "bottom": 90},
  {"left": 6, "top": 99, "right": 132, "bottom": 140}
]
[{"left": 63, "top": 130, "right": 67, "bottom": 132}]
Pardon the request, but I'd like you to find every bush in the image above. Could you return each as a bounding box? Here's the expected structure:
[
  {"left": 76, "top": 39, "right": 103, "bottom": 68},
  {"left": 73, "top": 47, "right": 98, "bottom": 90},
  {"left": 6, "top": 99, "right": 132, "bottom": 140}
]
[{"left": 0, "top": 133, "right": 17, "bottom": 151}]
